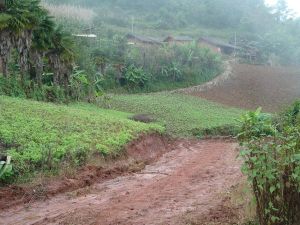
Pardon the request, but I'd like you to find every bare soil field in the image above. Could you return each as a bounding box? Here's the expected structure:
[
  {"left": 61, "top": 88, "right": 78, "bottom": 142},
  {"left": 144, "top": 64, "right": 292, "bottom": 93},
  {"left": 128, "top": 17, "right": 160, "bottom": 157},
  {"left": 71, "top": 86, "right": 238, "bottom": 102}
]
[
  {"left": 0, "top": 138, "right": 242, "bottom": 225},
  {"left": 183, "top": 63, "right": 300, "bottom": 112}
]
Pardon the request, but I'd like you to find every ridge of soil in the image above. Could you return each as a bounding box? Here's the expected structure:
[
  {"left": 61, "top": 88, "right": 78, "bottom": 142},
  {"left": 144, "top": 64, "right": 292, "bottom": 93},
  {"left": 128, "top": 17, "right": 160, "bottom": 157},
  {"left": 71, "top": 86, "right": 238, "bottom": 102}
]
[
  {"left": 0, "top": 139, "right": 242, "bottom": 225},
  {"left": 0, "top": 133, "right": 172, "bottom": 210},
  {"left": 173, "top": 60, "right": 233, "bottom": 94},
  {"left": 185, "top": 63, "right": 300, "bottom": 112}
]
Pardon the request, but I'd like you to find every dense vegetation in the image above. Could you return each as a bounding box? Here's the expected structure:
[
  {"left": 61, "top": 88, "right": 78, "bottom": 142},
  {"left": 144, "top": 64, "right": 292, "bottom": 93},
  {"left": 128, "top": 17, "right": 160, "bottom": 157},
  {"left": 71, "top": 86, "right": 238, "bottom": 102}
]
[
  {"left": 0, "top": 96, "right": 163, "bottom": 183},
  {"left": 93, "top": 42, "right": 222, "bottom": 92},
  {"left": 0, "top": 0, "right": 224, "bottom": 102},
  {"left": 239, "top": 103, "right": 300, "bottom": 225},
  {"left": 0, "top": 0, "right": 101, "bottom": 102},
  {"left": 104, "top": 93, "right": 244, "bottom": 136}
]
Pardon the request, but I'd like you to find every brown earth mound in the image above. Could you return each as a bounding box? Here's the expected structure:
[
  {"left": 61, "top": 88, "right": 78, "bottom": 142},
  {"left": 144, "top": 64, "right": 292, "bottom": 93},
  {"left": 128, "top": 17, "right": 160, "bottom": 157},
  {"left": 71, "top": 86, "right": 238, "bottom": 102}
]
[{"left": 187, "top": 63, "right": 300, "bottom": 112}]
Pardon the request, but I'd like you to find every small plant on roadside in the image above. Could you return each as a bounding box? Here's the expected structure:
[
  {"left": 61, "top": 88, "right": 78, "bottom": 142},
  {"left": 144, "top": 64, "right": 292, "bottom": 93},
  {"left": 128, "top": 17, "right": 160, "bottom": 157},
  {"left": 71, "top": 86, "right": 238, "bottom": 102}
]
[{"left": 238, "top": 104, "right": 300, "bottom": 225}]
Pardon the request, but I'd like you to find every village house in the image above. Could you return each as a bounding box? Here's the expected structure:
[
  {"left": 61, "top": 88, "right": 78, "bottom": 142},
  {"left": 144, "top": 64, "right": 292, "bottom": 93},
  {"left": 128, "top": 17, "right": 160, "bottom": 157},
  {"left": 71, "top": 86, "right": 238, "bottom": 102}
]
[
  {"left": 198, "top": 37, "right": 238, "bottom": 55},
  {"left": 163, "top": 36, "right": 194, "bottom": 45},
  {"left": 126, "top": 34, "right": 162, "bottom": 46}
]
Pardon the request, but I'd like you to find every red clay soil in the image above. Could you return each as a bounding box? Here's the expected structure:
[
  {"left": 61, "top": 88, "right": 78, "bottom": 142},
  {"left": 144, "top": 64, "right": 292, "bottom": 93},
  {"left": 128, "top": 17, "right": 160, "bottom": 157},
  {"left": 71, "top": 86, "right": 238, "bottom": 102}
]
[
  {"left": 190, "top": 63, "right": 300, "bottom": 112},
  {"left": 0, "top": 134, "right": 171, "bottom": 211},
  {"left": 0, "top": 139, "right": 242, "bottom": 225}
]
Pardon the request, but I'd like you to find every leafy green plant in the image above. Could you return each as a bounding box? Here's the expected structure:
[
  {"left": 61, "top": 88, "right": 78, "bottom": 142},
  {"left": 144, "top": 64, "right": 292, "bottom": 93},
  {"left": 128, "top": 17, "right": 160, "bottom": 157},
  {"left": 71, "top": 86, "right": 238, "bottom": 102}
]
[
  {"left": 124, "top": 65, "right": 150, "bottom": 89},
  {"left": 238, "top": 106, "right": 300, "bottom": 225}
]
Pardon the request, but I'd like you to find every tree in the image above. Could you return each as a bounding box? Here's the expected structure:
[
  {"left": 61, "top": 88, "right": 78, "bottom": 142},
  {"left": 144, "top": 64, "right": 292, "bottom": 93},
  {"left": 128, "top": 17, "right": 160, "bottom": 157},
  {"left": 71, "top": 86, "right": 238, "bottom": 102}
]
[
  {"left": 274, "top": 0, "right": 291, "bottom": 22},
  {"left": 0, "top": 0, "right": 44, "bottom": 80},
  {"left": 48, "top": 26, "right": 75, "bottom": 90},
  {"left": 30, "top": 15, "right": 55, "bottom": 87}
]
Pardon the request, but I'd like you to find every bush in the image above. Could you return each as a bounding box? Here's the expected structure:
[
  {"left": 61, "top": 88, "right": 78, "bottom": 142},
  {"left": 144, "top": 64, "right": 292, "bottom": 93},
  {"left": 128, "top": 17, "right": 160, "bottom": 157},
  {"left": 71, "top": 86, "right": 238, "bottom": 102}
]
[
  {"left": 238, "top": 106, "right": 300, "bottom": 225},
  {"left": 192, "top": 124, "right": 239, "bottom": 137},
  {"left": 124, "top": 65, "right": 150, "bottom": 89},
  {"left": 0, "top": 76, "right": 25, "bottom": 98}
]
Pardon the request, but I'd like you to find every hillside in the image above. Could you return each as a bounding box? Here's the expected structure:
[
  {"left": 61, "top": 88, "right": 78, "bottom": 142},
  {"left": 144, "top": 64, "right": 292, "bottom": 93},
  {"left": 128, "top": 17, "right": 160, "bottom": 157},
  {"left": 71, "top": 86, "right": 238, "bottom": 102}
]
[
  {"left": 43, "top": 0, "right": 300, "bottom": 66},
  {"left": 184, "top": 63, "right": 300, "bottom": 112},
  {"left": 0, "top": 94, "right": 245, "bottom": 183},
  {"left": 0, "top": 96, "right": 163, "bottom": 182},
  {"left": 108, "top": 93, "right": 244, "bottom": 136}
]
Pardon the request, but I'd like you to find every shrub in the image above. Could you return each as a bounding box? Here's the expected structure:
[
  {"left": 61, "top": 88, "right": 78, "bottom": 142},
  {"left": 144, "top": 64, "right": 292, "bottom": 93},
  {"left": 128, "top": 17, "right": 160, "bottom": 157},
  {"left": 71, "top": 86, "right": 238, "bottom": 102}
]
[
  {"left": 124, "top": 65, "right": 150, "bottom": 89},
  {"left": 238, "top": 106, "right": 300, "bottom": 225}
]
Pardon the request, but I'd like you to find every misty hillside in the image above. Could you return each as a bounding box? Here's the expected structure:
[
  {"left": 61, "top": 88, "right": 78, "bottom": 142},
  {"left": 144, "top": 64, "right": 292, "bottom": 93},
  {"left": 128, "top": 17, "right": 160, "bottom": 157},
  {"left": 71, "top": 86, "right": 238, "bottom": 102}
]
[
  {"left": 44, "top": 0, "right": 300, "bottom": 65},
  {"left": 44, "top": 0, "right": 288, "bottom": 34}
]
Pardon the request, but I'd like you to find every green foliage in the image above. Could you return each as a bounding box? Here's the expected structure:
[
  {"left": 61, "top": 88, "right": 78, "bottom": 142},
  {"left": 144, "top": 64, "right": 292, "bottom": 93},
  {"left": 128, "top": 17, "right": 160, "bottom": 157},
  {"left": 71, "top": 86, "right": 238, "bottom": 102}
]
[
  {"left": 0, "top": 95, "right": 163, "bottom": 183},
  {"left": 88, "top": 39, "right": 222, "bottom": 93},
  {"left": 124, "top": 65, "right": 150, "bottom": 89},
  {"left": 0, "top": 76, "right": 25, "bottom": 97},
  {"left": 192, "top": 124, "right": 240, "bottom": 138},
  {"left": 123, "top": 43, "right": 222, "bottom": 92},
  {"left": 238, "top": 105, "right": 300, "bottom": 225},
  {"left": 0, "top": 0, "right": 99, "bottom": 103},
  {"left": 106, "top": 93, "right": 244, "bottom": 136},
  {"left": 0, "top": 13, "right": 12, "bottom": 30}
]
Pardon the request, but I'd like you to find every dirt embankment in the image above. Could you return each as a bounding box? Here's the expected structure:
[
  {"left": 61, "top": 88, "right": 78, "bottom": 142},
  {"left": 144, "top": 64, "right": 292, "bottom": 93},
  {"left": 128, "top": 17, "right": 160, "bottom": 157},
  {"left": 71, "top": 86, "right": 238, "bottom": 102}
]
[
  {"left": 173, "top": 61, "right": 233, "bottom": 95},
  {"left": 0, "top": 139, "right": 242, "bottom": 225},
  {"left": 0, "top": 134, "right": 171, "bottom": 211},
  {"left": 181, "top": 63, "right": 300, "bottom": 112}
]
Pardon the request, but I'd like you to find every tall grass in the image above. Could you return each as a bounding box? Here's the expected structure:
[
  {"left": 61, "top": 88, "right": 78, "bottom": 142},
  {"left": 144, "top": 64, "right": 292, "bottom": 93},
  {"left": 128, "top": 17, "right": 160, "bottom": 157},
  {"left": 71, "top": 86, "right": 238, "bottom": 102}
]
[{"left": 42, "top": 1, "right": 96, "bottom": 24}]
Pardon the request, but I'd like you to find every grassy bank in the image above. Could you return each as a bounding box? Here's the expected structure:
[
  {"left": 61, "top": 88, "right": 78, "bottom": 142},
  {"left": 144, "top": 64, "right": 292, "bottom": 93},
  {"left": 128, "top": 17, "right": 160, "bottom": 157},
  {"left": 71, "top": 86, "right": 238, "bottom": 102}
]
[
  {"left": 107, "top": 93, "right": 245, "bottom": 136},
  {"left": 0, "top": 96, "right": 163, "bottom": 183}
]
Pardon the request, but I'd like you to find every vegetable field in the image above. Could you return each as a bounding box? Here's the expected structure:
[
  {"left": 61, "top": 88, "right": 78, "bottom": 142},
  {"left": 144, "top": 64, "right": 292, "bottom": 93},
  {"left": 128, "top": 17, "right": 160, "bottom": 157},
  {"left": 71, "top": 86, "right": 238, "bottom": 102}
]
[{"left": 0, "top": 96, "right": 163, "bottom": 182}]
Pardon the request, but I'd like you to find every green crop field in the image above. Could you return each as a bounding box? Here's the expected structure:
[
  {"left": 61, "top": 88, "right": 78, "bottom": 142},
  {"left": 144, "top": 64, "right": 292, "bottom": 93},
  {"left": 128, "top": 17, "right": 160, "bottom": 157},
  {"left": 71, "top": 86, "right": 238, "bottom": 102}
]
[
  {"left": 0, "top": 96, "right": 163, "bottom": 181},
  {"left": 108, "top": 93, "right": 245, "bottom": 136}
]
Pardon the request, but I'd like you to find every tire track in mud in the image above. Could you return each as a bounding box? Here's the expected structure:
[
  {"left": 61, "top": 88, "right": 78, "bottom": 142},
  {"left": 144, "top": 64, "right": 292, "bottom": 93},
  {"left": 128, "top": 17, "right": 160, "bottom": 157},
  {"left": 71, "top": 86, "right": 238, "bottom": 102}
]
[{"left": 0, "top": 140, "right": 242, "bottom": 225}]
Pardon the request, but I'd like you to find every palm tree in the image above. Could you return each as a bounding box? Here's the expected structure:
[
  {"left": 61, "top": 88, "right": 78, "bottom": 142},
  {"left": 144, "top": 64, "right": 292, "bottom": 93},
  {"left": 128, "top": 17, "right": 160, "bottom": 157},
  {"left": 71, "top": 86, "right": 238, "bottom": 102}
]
[
  {"left": 47, "top": 26, "right": 75, "bottom": 89},
  {"left": 13, "top": 0, "right": 45, "bottom": 83},
  {"left": 0, "top": 12, "right": 13, "bottom": 77},
  {"left": 0, "top": 0, "right": 44, "bottom": 79},
  {"left": 30, "top": 14, "right": 55, "bottom": 87}
]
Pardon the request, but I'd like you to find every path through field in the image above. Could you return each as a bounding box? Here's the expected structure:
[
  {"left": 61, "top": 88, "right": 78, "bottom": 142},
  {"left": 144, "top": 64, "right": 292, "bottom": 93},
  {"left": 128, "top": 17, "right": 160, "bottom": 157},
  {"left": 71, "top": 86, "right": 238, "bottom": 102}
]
[{"left": 0, "top": 140, "right": 242, "bottom": 225}]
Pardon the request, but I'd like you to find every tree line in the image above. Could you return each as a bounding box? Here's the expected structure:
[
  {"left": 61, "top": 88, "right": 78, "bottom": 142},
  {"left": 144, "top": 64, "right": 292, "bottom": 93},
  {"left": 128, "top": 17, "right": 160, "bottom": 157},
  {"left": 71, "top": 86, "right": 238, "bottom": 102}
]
[{"left": 0, "top": 0, "right": 78, "bottom": 101}]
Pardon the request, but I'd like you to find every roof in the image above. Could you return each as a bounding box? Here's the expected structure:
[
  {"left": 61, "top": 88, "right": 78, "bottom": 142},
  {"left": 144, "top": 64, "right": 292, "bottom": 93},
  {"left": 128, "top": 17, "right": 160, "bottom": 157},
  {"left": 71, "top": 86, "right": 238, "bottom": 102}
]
[
  {"left": 126, "top": 34, "right": 162, "bottom": 45},
  {"left": 199, "top": 37, "right": 239, "bottom": 49},
  {"left": 73, "top": 34, "right": 97, "bottom": 38},
  {"left": 163, "top": 36, "right": 194, "bottom": 42}
]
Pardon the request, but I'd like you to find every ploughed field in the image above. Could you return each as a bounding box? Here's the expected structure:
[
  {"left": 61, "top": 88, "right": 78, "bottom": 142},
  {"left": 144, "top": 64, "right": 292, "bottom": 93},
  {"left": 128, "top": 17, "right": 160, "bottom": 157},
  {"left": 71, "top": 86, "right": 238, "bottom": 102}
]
[{"left": 189, "top": 63, "right": 300, "bottom": 112}]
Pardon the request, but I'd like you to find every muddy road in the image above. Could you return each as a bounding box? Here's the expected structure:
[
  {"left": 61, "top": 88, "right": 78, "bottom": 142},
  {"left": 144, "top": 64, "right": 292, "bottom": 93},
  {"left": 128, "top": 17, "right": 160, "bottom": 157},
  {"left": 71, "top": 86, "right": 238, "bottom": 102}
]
[{"left": 0, "top": 140, "right": 242, "bottom": 225}]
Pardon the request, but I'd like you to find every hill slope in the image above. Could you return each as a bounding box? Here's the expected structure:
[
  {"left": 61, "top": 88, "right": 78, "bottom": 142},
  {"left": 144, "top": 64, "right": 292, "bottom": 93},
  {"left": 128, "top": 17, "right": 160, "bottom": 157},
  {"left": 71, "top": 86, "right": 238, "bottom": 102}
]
[
  {"left": 108, "top": 93, "right": 245, "bottom": 136},
  {"left": 185, "top": 63, "right": 300, "bottom": 112},
  {"left": 0, "top": 96, "right": 163, "bottom": 181}
]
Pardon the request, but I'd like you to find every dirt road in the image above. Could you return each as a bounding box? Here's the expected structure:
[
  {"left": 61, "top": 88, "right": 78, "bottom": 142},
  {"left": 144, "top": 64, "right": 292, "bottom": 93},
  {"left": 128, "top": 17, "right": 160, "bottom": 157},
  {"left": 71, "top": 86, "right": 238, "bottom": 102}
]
[{"left": 0, "top": 140, "right": 242, "bottom": 225}]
